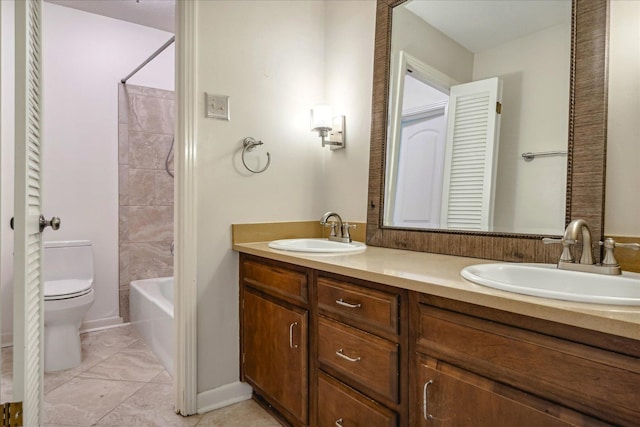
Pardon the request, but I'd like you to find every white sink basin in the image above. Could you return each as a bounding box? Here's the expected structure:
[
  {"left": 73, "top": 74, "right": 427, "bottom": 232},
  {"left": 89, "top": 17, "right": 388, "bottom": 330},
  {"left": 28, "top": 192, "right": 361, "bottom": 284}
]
[
  {"left": 268, "top": 238, "right": 366, "bottom": 254},
  {"left": 461, "top": 263, "right": 640, "bottom": 306}
]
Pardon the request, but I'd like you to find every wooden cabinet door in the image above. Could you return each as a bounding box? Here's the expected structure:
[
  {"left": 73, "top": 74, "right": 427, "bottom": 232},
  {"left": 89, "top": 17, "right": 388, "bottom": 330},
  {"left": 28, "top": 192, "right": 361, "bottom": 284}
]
[
  {"left": 413, "top": 355, "right": 608, "bottom": 427},
  {"left": 243, "top": 290, "right": 308, "bottom": 425}
]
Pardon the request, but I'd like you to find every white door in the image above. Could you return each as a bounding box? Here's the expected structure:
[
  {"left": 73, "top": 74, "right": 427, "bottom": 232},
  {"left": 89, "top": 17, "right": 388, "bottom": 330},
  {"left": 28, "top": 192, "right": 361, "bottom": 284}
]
[
  {"left": 13, "top": 0, "right": 48, "bottom": 425},
  {"left": 392, "top": 110, "right": 447, "bottom": 228},
  {"left": 440, "top": 77, "right": 502, "bottom": 231}
]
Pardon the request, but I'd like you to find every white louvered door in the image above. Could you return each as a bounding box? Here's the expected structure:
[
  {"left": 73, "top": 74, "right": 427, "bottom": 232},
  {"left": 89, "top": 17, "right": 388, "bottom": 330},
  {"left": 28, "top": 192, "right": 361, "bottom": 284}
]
[
  {"left": 440, "top": 77, "right": 502, "bottom": 231},
  {"left": 13, "top": 0, "right": 45, "bottom": 425}
]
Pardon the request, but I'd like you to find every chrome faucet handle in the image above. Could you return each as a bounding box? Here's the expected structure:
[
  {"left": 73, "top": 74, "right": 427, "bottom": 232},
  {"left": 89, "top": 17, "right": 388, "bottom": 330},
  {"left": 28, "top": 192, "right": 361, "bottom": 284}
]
[
  {"left": 341, "top": 223, "right": 356, "bottom": 242},
  {"left": 614, "top": 242, "right": 640, "bottom": 251},
  {"left": 599, "top": 238, "right": 640, "bottom": 267},
  {"left": 542, "top": 237, "right": 576, "bottom": 262},
  {"left": 323, "top": 221, "right": 338, "bottom": 237}
]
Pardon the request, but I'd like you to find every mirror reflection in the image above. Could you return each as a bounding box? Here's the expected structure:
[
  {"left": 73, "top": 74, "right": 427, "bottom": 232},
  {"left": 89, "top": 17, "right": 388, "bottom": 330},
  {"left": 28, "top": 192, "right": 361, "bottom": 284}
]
[{"left": 384, "top": 0, "right": 572, "bottom": 235}]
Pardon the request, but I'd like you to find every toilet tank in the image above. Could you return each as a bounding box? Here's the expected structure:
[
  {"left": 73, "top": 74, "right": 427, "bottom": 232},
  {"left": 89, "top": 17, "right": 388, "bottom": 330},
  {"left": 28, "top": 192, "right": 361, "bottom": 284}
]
[{"left": 43, "top": 240, "right": 94, "bottom": 282}]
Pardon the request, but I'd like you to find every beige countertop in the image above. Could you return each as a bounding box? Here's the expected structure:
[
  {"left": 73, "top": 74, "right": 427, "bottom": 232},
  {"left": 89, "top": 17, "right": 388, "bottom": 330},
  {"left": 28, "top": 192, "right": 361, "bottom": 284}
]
[{"left": 233, "top": 241, "right": 640, "bottom": 341}]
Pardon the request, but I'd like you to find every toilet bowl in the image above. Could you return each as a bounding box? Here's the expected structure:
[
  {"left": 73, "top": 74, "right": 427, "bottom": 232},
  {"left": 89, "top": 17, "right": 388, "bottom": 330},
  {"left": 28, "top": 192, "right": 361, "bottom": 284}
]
[{"left": 43, "top": 240, "right": 95, "bottom": 372}]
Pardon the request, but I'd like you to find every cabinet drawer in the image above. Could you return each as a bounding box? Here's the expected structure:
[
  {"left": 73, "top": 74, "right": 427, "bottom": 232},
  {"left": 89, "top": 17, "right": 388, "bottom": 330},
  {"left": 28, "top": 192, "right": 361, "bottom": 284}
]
[
  {"left": 317, "top": 373, "right": 397, "bottom": 427},
  {"left": 318, "top": 317, "right": 399, "bottom": 403},
  {"left": 317, "top": 276, "right": 398, "bottom": 335},
  {"left": 241, "top": 257, "right": 308, "bottom": 304},
  {"left": 417, "top": 304, "right": 640, "bottom": 427},
  {"left": 413, "top": 354, "right": 610, "bottom": 427}
]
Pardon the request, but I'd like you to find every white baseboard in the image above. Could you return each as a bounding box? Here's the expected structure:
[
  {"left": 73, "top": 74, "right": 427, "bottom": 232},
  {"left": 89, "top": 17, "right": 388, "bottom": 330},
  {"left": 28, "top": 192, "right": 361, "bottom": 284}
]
[
  {"left": 80, "top": 316, "right": 124, "bottom": 333},
  {"left": 196, "top": 381, "right": 253, "bottom": 414}
]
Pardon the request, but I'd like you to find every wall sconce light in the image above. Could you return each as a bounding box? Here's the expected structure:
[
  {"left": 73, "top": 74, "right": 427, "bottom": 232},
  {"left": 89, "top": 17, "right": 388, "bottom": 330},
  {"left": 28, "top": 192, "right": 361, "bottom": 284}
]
[{"left": 310, "top": 104, "right": 345, "bottom": 150}]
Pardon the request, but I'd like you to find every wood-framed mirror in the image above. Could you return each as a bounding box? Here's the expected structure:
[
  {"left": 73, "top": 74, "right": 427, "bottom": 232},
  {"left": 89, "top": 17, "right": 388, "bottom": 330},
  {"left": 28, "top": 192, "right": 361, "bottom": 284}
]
[{"left": 366, "top": 0, "right": 608, "bottom": 263}]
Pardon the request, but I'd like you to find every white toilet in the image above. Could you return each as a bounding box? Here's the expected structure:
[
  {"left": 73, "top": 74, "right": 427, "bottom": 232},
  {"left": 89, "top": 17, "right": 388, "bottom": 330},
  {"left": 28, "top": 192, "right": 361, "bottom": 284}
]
[{"left": 43, "top": 240, "right": 95, "bottom": 372}]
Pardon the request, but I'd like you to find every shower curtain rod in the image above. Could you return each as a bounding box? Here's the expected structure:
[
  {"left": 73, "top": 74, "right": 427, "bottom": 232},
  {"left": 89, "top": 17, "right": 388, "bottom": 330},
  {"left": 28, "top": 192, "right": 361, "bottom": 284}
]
[{"left": 121, "top": 36, "right": 175, "bottom": 84}]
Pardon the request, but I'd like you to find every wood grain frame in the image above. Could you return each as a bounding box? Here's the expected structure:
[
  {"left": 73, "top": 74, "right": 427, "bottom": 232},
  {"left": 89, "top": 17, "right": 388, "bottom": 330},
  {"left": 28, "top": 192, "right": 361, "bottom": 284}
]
[{"left": 366, "top": 0, "right": 609, "bottom": 263}]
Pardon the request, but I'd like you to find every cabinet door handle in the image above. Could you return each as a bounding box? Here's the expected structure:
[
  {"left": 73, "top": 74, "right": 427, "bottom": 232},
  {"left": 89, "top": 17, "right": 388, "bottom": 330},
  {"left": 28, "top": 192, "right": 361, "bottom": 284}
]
[
  {"left": 335, "top": 348, "right": 361, "bottom": 362},
  {"left": 335, "top": 298, "right": 361, "bottom": 309},
  {"left": 289, "top": 322, "right": 298, "bottom": 349},
  {"left": 423, "top": 380, "right": 434, "bottom": 421},
  {"left": 335, "top": 418, "right": 343, "bottom": 427}
]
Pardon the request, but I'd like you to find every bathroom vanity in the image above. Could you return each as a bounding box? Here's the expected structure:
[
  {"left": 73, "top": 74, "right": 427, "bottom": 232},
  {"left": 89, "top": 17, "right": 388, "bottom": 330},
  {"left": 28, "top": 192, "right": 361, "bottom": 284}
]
[{"left": 236, "top": 243, "right": 640, "bottom": 427}]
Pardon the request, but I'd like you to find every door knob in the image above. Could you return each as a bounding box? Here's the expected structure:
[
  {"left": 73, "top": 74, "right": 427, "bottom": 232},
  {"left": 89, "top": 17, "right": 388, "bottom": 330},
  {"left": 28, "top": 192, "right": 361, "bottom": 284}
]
[{"left": 39, "top": 215, "right": 61, "bottom": 232}]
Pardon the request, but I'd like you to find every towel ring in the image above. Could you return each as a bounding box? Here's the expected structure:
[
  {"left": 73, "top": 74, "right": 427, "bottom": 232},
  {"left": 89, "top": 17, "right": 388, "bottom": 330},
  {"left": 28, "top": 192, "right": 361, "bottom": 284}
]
[{"left": 242, "top": 137, "right": 271, "bottom": 174}]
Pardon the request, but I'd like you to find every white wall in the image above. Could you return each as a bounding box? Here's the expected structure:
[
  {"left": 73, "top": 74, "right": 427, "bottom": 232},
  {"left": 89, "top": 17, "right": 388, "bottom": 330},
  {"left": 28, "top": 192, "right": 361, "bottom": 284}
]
[
  {"left": 195, "top": 0, "right": 326, "bottom": 394},
  {"left": 1, "top": 1, "right": 175, "bottom": 343},
  {"left": 321, "top": 1, "right": 377, "bottom": 220},
  {"left": 473, "top": 23, "right": 571, "bottom": 235},
  {"left": 391, "top": 6, "right": 473, "bottom": 86},
  {"left": 606, "top": 0, "right": 640, "bottom": 236}
]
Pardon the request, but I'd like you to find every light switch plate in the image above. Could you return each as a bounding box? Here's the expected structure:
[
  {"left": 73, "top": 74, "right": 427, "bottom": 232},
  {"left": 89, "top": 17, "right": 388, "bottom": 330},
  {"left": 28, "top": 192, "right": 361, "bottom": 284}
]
[{"left": 205, "top": 93, "right": 230, "bottom": 120}]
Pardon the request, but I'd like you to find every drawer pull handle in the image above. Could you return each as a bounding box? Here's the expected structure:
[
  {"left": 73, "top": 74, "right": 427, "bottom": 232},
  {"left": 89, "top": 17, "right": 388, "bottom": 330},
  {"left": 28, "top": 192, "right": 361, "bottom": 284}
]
[
  {"left": 335, "top": 348, "right": 361, "bottom": 362},
  {"left": 335, "top": 298, "right": 361, "bottom": 309},
  {"left": 423, "top": 380, "right": 434, "bottom": 421},
  {"left": 289, "top": 322, "right": 298, "bottom": 349},
  {"left": 335, "top": 418, "right": 343, "bottom": 427}
]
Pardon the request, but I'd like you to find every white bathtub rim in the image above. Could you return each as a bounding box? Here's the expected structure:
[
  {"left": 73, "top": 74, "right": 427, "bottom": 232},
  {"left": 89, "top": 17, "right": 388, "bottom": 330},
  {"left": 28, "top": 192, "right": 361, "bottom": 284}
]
[{"left": 130, "top": 277, "right": 174, "bottom": 318}]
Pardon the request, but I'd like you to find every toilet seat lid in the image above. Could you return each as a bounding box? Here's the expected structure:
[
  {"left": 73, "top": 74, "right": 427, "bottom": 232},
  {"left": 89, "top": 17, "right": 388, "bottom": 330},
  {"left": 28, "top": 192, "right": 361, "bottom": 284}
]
[{"left": 44, "top": 279, "right": 93, "bottom": 300}]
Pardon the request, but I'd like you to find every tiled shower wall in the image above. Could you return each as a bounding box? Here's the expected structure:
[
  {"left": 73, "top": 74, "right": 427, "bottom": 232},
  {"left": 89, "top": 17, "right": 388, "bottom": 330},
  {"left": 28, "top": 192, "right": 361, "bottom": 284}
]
[{"left": 118, "top": 84, "right": 175, "bottom": 322}]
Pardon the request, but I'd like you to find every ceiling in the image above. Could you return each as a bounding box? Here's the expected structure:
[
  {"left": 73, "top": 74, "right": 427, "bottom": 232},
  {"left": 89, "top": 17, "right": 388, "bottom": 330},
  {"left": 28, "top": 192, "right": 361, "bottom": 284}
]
[
  {"left": 405, "top": 0, "right": 572, "bottom": 53},
  {"left": 45, "top": 0, "right": 175, "bottom": 33}
]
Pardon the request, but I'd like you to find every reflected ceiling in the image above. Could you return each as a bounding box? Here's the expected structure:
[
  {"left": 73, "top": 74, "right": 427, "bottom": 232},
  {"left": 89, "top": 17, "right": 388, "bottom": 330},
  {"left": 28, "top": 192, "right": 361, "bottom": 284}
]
[{"left": 45, "top": 0, "right": 175, "bottom": 33}]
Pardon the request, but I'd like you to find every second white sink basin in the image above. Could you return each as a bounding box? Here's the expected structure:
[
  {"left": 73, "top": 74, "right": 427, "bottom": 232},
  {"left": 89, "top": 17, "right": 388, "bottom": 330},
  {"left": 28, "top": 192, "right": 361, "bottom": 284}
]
[
  {"left": 461, "top": 263, "right": 640, "bottom": 306},
  {"left": 268, "top": 238, "right": 366, "bottom": 254}
]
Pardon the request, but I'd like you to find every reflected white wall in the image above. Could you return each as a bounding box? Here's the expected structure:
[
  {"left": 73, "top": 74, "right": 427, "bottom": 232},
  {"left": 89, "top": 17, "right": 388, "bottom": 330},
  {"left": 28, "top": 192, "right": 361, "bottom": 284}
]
[{"left": 606, "top": 0, "right": 640, "bottom": 236}]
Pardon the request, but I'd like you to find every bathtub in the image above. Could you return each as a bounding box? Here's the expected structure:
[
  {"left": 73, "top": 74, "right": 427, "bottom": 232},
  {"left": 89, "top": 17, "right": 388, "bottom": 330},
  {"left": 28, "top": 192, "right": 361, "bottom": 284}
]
[{"left": 130, "top": 277, "right": 174, "bottom": 377}]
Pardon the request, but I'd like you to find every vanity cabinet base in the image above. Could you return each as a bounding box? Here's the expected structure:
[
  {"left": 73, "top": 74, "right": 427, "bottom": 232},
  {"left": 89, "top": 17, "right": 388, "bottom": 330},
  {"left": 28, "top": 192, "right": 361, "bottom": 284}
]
[{"left": 412, "top": 294, "right": 640, "bottom": 427}]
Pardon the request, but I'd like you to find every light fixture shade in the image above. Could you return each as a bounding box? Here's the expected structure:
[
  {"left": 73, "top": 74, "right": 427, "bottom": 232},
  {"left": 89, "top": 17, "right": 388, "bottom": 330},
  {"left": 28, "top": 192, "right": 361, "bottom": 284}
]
[{"left": 311, "top": 104, "right": 333, "bottom": 131}]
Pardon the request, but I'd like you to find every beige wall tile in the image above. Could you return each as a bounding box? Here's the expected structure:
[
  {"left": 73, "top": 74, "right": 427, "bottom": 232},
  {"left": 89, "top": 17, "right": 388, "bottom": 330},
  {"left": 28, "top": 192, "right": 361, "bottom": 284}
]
[
  {"left": 124, "top": 84, "right": 175, "bottom": 100},
  {"left": 119, "top": 243, "right": 130, "bottom": 287},
  {"left": 129, "top": 206, "right": 173, "bottom": 243},
  {"left": 154, "top": 170, "right": 174, "bottom": 205},
  {"left": 118, "top": 166, "right": 129, "bottom": 206},
  {"left": 119, "top": 289, "right": 130, "bottom": 323},
  {"left": 118, "top": 85, "right": 129, "bottom": 125},
  {"left": 119, "top": 88, "right": 175, "bottom": 317},
  {"left": 118, "top": 123, "right": 129, "bottom": 165},
  {"left": 129, "top": 169, "right": 156, "bottom": 206},
  {"left": 119, "top": 208, "right": 129, "bottom": 244},
  {"left": 129, "top": 242, "right": 173, "bottom": 281},
  {"left": 128, "top": 94, "right": 175, "bottom": 134},
  {"left": 128, "top": 131, "right": 173, "bottom": 170}
]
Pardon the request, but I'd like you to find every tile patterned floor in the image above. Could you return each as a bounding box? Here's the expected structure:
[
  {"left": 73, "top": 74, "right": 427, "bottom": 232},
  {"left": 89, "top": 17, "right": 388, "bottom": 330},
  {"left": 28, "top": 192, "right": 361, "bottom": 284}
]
[{"left": 0, "top": 325, "right": 280, "bottom": 426}]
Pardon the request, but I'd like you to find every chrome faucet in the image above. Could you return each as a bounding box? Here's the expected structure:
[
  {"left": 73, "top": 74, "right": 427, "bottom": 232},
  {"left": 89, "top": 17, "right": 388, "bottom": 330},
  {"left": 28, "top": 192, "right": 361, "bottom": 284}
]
[
  {"left": 320, "top": 211, "right": 355, "bottom": 243},
  {"left": 543, "top": 219, "right": 640, "bottom": 275},
  {"left": 561, "top": 219, "right": 594, "bottom": 265}
]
